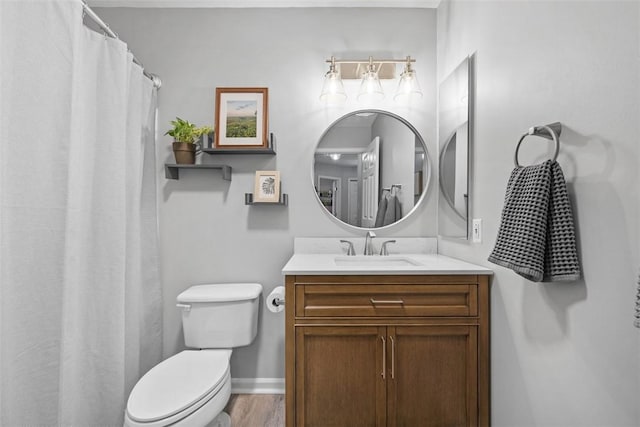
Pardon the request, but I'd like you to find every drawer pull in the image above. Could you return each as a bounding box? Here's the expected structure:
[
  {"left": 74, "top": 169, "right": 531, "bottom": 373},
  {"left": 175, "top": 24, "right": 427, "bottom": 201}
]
[
  {"left": 390, "top": 336, "right": 396, "bottom": 379},
  {"left": 380, "top": 336, "right": 386, "bottom": 379},
  {"left": 370, "top": 299, "right": 405, "bottom": 305}
]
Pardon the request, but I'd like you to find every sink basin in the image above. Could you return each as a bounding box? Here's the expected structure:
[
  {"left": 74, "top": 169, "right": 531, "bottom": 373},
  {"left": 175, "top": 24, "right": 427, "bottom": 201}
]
[{"left": 334, "top": 255, "right": 423, "bottom": 267}]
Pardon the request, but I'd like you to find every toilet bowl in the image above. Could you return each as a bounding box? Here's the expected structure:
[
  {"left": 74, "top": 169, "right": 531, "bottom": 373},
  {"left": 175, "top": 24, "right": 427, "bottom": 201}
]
[
  {"left": 124, "top": 283, "right": 263, "bottom": 427},
  {"left": 124, "top": 350, "right": 232, "bottom": 427}
]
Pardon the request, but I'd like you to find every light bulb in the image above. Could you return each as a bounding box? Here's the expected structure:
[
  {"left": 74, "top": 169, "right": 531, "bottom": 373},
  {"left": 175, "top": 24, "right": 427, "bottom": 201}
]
[
  {"left": 394, "top": 59, "right": 423, "bottom": 103},
  {"left": 357, "top": 65, "right": 384, "bottom": 103},
  {"left": 320, "top": 58, "right": 346, "bottom": 105}
]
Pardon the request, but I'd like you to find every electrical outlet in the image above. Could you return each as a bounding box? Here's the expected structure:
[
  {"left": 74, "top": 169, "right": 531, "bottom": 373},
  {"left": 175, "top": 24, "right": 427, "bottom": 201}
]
[{"left": 472, "top": 219, "right": 482, "bottom": 243}]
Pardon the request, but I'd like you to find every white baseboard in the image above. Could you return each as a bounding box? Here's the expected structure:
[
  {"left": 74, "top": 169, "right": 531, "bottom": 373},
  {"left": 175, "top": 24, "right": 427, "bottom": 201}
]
[{"left": 231, "top": 378, "right": 285, "bottom": 394}]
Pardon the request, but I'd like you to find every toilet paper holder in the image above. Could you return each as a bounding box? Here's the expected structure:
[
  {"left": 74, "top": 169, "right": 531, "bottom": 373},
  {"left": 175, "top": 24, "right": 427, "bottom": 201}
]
[{"left": 266, "top": 286, "right": 285, "bottom": 313}]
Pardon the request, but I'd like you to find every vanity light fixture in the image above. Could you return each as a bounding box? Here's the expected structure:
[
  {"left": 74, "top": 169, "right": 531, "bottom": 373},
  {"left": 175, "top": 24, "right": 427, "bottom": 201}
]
[
  {"left": 357, "top": 57, "right": 384, "bottom": 102},
  {"left": 394, "top": 56, "right": 423, "bottom": 102},
  {"left": 319, "top": 56, "right": 347, "bottom": 104},
  {"left": 320, "top": 55, "right": 420, "bottom": 104}
]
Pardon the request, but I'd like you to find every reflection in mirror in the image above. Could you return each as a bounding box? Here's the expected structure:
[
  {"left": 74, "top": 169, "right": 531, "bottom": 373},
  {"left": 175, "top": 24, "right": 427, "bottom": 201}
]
[
  {"left": 440, "top": 122, "right": 468, "bottom": 220},
  {"left": 313, "top": 110, "right": 430, "bottom": 229},
  {"left": 438, "top": 57, "right": 470, "bottom": 239}
]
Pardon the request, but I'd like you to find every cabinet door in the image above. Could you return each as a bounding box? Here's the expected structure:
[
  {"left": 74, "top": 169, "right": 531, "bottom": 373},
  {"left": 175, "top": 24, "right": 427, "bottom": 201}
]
[
  {"left": 387, "top": 325, "right": 478, "bottom": 427},
  {"left": 295, "top": 326, "right": 387, "bottom": 427}
]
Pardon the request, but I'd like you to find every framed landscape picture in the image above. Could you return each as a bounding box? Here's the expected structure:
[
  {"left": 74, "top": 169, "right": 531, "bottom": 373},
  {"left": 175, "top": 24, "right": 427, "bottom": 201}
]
[
  {"left": 214, "top": 87, "right": 268, "bottom": 149},
  {"left": 254, "top": 171, "right": 280, "bottom": 203}
]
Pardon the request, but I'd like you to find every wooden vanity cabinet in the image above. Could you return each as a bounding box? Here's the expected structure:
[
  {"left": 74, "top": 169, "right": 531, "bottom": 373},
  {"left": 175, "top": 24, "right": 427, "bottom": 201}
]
[{"left": 285, "top": 274, "right": 490, "bottom": 427}]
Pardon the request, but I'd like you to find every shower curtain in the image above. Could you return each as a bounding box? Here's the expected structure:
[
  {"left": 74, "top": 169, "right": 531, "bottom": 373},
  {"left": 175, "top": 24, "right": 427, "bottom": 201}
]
[{"left": 0, "top": 1, "right": 162, "bottom": 425}]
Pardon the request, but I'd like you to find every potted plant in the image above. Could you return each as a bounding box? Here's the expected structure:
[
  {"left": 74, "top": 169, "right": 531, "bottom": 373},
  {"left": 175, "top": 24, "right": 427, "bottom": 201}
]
[{"left": 166, "top": 117, "right": 212, "bottom": 164}]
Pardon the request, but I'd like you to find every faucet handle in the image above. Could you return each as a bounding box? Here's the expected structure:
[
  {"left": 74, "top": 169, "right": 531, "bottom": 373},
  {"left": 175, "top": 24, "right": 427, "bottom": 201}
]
[
  {"left": 340, "top": 240, "right": 356, "bottom": 256},
  {"left": 379, "top": 240, "right": 397, "bottom": 256}
]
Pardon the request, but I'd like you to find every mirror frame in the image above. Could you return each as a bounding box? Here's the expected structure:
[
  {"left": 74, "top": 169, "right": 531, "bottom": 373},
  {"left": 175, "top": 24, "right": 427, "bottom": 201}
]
[{"left": 311, "top": 109, "right": 432, "bottom": 231}]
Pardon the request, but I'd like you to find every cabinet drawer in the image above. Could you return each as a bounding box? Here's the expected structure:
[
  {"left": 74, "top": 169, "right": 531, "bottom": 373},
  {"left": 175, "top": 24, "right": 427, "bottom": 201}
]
[{"left": 295, "top": 284, "right": 477, "bottom": 317}]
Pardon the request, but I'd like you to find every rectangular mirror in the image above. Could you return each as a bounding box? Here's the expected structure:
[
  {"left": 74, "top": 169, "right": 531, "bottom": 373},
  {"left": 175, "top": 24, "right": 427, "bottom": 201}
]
[{"left": 438, "top": 56, "right": 470, "bottom": 239}]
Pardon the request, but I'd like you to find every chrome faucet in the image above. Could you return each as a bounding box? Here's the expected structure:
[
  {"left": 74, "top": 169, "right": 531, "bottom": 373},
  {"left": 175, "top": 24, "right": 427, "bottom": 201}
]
[
  {"left": 340, "top": 240, "right": 356, "bottom": 256},
  {"left": 379, "top": 240, "right": 396, "bottom": 256},
  {"left": 364, "top": 231, "right": 377, "bottom": 255}
]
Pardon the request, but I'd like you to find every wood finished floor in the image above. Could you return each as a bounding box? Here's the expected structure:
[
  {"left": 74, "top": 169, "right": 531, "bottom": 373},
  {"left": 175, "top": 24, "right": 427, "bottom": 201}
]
[{"left": 224, "top": 394, "right": 285, "bottom": 427}]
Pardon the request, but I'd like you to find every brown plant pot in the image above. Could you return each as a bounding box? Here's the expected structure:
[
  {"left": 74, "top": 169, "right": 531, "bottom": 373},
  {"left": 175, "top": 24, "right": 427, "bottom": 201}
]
[{"left": 173, "top": 141, "right": 196, "bottom": 164}]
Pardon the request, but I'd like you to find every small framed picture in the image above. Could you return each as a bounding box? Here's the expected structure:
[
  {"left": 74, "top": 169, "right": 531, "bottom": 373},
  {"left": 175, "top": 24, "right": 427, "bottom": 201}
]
[
  {"left": 214, "top": 87, "right": 268, "bottom": 149},
  {"left": 254, "top": 171, "right": 280, "bottom": 203}
]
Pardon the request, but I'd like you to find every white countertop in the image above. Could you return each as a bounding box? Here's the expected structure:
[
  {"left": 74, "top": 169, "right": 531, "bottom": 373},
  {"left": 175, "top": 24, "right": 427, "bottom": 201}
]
[{"left": 282, "top": 238, "right": 492, "bottom": 276}]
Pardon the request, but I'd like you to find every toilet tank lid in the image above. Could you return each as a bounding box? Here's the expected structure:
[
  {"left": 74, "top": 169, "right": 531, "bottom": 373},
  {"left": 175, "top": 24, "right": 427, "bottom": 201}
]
[{"left": 177, "top": 283, "right": 263, "bottom": 303}]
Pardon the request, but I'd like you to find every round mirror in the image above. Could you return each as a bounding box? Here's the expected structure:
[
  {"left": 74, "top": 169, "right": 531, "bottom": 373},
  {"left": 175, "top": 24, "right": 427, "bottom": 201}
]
[{"left": 312, "top": 110, "right": 431, "bottom": 229}]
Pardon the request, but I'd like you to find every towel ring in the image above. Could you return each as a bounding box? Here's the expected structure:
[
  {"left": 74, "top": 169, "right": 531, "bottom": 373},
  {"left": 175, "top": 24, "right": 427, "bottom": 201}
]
[{"left": 514, "top": 124, "right": 560, "bottom": 167}]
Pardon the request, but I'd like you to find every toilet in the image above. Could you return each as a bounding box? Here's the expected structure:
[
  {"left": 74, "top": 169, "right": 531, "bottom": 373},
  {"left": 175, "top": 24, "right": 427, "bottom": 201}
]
[{"left": 124, "top": 283, "right": 263, "bottom": 427}]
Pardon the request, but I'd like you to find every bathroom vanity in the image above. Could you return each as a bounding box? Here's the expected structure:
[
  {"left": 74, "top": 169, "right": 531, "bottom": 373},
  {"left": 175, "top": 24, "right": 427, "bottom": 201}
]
[{"left": 282, "top": 239, "right": 492, "bottom": 427}]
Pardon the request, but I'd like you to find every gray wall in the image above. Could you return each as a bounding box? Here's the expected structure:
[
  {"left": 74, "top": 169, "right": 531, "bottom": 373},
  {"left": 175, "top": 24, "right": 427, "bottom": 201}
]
[
  {"left": 96, "top": 7, "right": 438, "bottom": 380},
  {"left": 373, "top": 113, "right": 416, "bottom": 211},
  {"left": 320, "top": 125, "right": 371, "bottom": 150},
  {"left": 438, "top": 1, "right": 640, "bottom": 426},
  {"left": 97, "top": 4, "right": 640, "bottom": 424},
  {"left": 314, "top": 161, "right": 357, "bottom": 223}
]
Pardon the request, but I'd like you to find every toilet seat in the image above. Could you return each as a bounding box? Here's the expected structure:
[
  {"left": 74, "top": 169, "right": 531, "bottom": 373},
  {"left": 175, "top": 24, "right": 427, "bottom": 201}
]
[{"left": 125, "top": 349, "right": 231, "bottom": 426}]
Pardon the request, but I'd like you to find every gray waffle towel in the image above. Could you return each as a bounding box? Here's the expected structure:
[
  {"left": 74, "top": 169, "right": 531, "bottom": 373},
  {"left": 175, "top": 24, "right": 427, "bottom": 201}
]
[
  {"left": 635, "top": 274, "right": 640, "bottom": 328},
  {"left": 488, "top": 160, "right": 580, "bottom": 282},
  {"left": 383, "top": 194, "right": 402, "bottom": 226},
  {"left": 374, "top": 194, "right": 388, "bottom": 228}
]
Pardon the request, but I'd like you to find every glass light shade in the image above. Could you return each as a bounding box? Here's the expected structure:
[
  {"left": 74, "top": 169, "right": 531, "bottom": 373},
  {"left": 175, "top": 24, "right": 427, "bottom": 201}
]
[
  {"left": 394, "top": 69, "right": 423, "bottom": 103},
  {"left": 357, "top": 70, "right": 384, "bottom": 102},
  {"left": 320, "top": 71, "right": 346, "bottom": 104}
]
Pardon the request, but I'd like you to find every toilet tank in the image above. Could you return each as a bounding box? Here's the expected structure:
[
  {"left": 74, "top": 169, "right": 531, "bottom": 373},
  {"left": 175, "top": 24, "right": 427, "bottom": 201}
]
[{"left": 177, "top": 283, "right": 262, "bottom": 349}]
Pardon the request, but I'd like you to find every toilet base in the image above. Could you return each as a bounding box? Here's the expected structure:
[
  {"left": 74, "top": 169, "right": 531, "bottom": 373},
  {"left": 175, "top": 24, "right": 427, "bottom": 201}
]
[{"left": 206, "top": 411, "right": 230, "bottom": 427}]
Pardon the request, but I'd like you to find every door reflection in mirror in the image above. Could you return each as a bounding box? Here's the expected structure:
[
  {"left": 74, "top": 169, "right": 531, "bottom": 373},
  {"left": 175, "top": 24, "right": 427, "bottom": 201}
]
[{"left": 313, "top": 110, "right": 430, "bottom": 229}]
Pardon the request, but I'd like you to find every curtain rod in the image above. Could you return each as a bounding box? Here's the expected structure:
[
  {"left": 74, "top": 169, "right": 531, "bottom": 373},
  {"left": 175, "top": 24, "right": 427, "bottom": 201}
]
[{"left": 81, "top": 1, "right": 162, "bottom": 89}]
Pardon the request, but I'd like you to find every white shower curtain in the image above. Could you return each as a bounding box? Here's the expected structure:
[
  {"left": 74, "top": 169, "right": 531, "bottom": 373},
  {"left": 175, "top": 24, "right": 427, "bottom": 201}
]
[{"left": 0, "top": 1, "right": 162, "bottom": 425}]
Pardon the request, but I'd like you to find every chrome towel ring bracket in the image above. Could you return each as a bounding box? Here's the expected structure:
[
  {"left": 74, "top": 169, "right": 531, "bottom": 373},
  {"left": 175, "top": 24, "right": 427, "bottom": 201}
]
[{"left": 514, "top": 122, "right": 562, "bottom": 167}]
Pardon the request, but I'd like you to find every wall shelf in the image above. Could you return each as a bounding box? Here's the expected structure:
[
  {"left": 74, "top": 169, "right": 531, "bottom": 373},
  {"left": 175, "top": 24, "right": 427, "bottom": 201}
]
[
  {"left": 245, "top": 193, "right": 288, "bottom": 206},
  {"left": 203, "top": 147, "right": 276, "bottom": 155},
  {"left": 203, "top": 132, "right": 277, "bottom": 155},
  {"left": 165, "top": 164, "right": 232, "bottom": 181}
]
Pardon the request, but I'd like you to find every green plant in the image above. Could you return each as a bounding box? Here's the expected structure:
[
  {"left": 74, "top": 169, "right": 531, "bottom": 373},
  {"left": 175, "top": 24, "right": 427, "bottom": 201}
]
[{"left": 165, "top": 117, "right": 212, "bottom": 144}]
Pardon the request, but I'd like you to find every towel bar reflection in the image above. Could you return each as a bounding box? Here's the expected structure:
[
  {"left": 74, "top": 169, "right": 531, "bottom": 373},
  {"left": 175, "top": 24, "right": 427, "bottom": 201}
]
[
  {"left": 514, "top": 122, "right": 562, "bottom": 167},
  {"left": 383, "top": 184, "right": 403, "bottom": 192}
]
